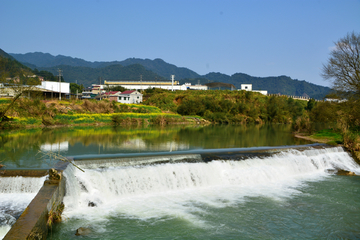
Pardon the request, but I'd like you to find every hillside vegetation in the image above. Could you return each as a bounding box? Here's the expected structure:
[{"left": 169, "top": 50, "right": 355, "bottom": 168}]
[
  {"left": 0, "top": 49, "right": 56, "bottom": 82},
  {"left": 0, "top": 49, "right": 33, "bottom": 79},
  {"left": 0, "top": 98, "right": 191, "bottom": 128},
  {"left": 143, "top": 88, "right": 308, "bottom": 124}
]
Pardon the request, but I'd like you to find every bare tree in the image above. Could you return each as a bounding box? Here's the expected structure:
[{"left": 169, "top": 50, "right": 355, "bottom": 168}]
[
  {"left": 322, "top": 32, "right": 360, "bottom": 98},
  {"left": 0, "top": 74, "right": 40, "bottom": 123}
]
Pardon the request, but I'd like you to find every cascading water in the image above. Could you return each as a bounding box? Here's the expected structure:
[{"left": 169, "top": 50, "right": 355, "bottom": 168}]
[
  {"left": 0, "top": 176, "right": 45, "bottom": 239},
  {"left": 56, "top": 146, "right": 360, "bottom": 239}
]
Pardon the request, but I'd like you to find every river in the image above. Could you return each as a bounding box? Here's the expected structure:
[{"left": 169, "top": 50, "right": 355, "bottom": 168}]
[{"left": 1, "top": 124, "right": 360, "bottom": 239}]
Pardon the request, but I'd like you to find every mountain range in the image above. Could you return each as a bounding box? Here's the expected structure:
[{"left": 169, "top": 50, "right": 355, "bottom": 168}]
[{"left": 9, "top": 51, "right": 331, "bottom": 99}]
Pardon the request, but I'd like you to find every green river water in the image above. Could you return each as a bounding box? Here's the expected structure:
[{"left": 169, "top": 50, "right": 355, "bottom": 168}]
[{"left": 1, "top": 124, "right": 360, "bottom": 239}]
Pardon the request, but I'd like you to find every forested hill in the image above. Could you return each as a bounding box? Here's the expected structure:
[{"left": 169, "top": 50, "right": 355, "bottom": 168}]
[
  {"left": 38, "top": 64, "right": 165, "bottom": 87},
  {"left": 0, "top": 48, "right": 16, "bottom": 60},
  {"left": 10, "top": 51, "right": 331, "bottom": 99},
  {"left": 208, "top": 73, "right": 331, "bottom": 99},
  {"left": 0, "top": 48, "right": 33, "bottom": 78},
  {"left": 10, "top": 52, "right": 199, "bottom": 80},
  {"left": 10, "top": 52, "right": 101, "bottom": 68},
  {"left": 181, "top": 73, "right": 331, "bottom": 99}
]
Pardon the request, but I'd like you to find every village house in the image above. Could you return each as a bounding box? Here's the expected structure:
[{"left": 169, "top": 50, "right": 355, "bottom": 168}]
[
  {"left": 97, "top": 91, "right": 120, "bottom": 100},
  {"left": 109, "top": 90, "right": 143, "bottom": 104}
]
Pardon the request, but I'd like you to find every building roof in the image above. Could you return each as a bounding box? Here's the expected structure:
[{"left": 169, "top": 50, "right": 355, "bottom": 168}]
[{"left": 120, "top": 90, "right": 136, "bottom": 95}]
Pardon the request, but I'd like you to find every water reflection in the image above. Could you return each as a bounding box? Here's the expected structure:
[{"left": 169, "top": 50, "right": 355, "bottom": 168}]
[
  {"left": 0, "top": 124, "right": 310, "bottom": 169},
  {"left": 40, "top": 142, "right": 69, "bottom": 152}
]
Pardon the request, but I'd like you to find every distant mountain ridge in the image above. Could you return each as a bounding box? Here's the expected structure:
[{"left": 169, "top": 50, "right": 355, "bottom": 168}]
[
  {"left": 0, "top": 48, "right": 16, "bottom": 60},
  {"left": 36, "top": 64, "right": 165, "bottom": 87},
  {"left": 9, "top": 51, "right": 331, "bottom": 99},
  {"left": 10, "top": 52, "right": 199, "bottom": 80}
]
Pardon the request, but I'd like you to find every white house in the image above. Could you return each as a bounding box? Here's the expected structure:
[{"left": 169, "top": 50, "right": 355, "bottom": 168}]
[
  {"left": 239, "top": 84, "right": 267, "bottom": 95},
  {"left": 241, "top": 84, "right": 252, "bottom": 91},
  {"left": 111, "top": 90, "right": 143, "bottom": 104}
]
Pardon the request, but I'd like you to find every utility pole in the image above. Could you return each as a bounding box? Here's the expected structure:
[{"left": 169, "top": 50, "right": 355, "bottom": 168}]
[
  {"left": 58, "top": 69, "right": 62, "bottom": 100},
  {"left": 171, "top": 75, "right": 175, "bottom": 91},
  {"left": 140, "top": 75, "right": 142, "bottom": 92}
]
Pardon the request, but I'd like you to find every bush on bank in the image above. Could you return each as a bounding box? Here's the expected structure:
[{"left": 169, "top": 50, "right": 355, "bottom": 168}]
[{"left": 144, "top": 89, "right": 307, "bottom": 124}]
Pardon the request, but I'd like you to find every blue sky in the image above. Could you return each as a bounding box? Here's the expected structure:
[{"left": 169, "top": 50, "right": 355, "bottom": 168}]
[{"left": 1, "top": 0, "right": 359, "bottom": 87}]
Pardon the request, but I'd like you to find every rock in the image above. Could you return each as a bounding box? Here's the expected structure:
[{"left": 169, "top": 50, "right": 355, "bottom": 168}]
[
  {"left": 88, "top": 201, "right": 97, "bottom": 207},
  {"left": 336, "top": 169, "right": 357, "bottom": 176},
  {"left": 75, "top": 227, "right": 91, "bottom": 236},
  {"left": 49, "top": 168, "right": 61, "bottom": 180}
]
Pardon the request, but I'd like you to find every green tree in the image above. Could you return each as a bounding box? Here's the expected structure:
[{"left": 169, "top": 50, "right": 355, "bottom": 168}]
[
  {"left": 70, "top": 83, "right": 84, "bottom": 94},
  {"left": 109, "top": 85, "right": 127, "bottom": 92},
  {"left": 306, "top": 98, "right": 316, "bottom": 111}
]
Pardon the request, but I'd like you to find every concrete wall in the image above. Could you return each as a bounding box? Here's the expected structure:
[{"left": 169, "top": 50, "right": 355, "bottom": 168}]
[{"left": 3, "top": 161, "right": 69, "bottom": 240}]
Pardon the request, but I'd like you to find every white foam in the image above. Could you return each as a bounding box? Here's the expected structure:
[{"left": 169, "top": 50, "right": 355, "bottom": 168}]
[
  {"left": 0, "top": 176, "right": 45, "bottom": 239},
  {"left": 62, "top": 147, "right": 360, "bottom": 227},
  {"left": 0, "top": 176, "right": 45, "bottom": 193},
  {"left": 0, "top": 225, "right": 11, "bottom": 240}
]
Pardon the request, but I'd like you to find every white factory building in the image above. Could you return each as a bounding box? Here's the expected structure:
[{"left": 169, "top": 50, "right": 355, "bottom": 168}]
[{"left": 94, "top": 80, "right": 208, "bottom": 92}]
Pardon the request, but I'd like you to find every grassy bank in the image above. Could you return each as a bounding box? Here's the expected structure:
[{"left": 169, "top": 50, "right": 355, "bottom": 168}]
[
  {"left": 295, "top": 128, "right": 360, "bottom": 163},
  {"left": 0, "top": 98, "right": 203, "bottom": 129},
  {"left": 292, "top": 98, "right": 360, "bottom": 163}
]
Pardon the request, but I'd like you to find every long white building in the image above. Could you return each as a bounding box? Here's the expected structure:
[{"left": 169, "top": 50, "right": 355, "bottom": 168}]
[{"left": 98, "top": 80, "right": 208, "bottom": 91}]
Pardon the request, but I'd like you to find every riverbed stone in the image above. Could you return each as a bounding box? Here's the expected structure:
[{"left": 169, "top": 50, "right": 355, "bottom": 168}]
[
  {"left": 337, "top": 169, "right": 357, "bottom": 176},
  {"left": 75, "top": 227, "right": 92, "bottom": 236}
]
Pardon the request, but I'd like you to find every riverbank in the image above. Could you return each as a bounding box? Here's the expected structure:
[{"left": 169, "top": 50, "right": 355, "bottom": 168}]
[
  {"left": 294, "top": 131, "right": 360, "bottom": 164},
  {"left": 294, "top": 133, "right": 340, "bottom": 145},
  {"left": 0, "top": 99, "right": 209, "bottom": 129}
]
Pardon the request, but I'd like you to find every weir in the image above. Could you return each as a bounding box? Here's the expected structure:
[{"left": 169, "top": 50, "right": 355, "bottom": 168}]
[
  {"left": 69, "top": 143, "right": 328, "bottom": 167},
  {"left": 1, "top": 161, "right": 69, "bottom": 240},
  {"left": 1, "top": 144, "right": 360, "bottom": 239}
]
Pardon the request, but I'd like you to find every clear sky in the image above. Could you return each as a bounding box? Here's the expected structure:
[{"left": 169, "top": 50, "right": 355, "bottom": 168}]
[{"left": 1, "top": 0, "right": 359, "bottom": 87}]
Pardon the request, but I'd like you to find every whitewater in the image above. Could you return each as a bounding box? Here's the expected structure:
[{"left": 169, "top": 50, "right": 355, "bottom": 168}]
[{"left": 52, "top": 146, "right": 360, "bottom": 239}]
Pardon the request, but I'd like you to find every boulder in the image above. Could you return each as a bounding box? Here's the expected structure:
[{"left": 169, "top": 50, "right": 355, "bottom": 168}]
[
  {"left": 336, "top": 169, "right": 357, "bottom": 176},
  {"left": 75, "top": 227, "right": 91, "bottom": 236},
  {"left": 49, "top": 168, "right": 61, "bottom": 180}
]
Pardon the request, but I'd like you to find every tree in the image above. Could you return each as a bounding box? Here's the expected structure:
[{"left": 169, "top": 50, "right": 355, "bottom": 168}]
[
  {"left": 109, "top": 85, "right": 127, "bottom": 92},
  {"left": 0, "top": 56, "right": 41, "bottom": 123},
  {"left": 306, "top": 98, "right": 316, "bottom": 111},
  {"left": 322, "top": 32, "right": 360, "bottom": 98},
  {"left": 70, "top": 83, "right": 84, "bottom": 94}
]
